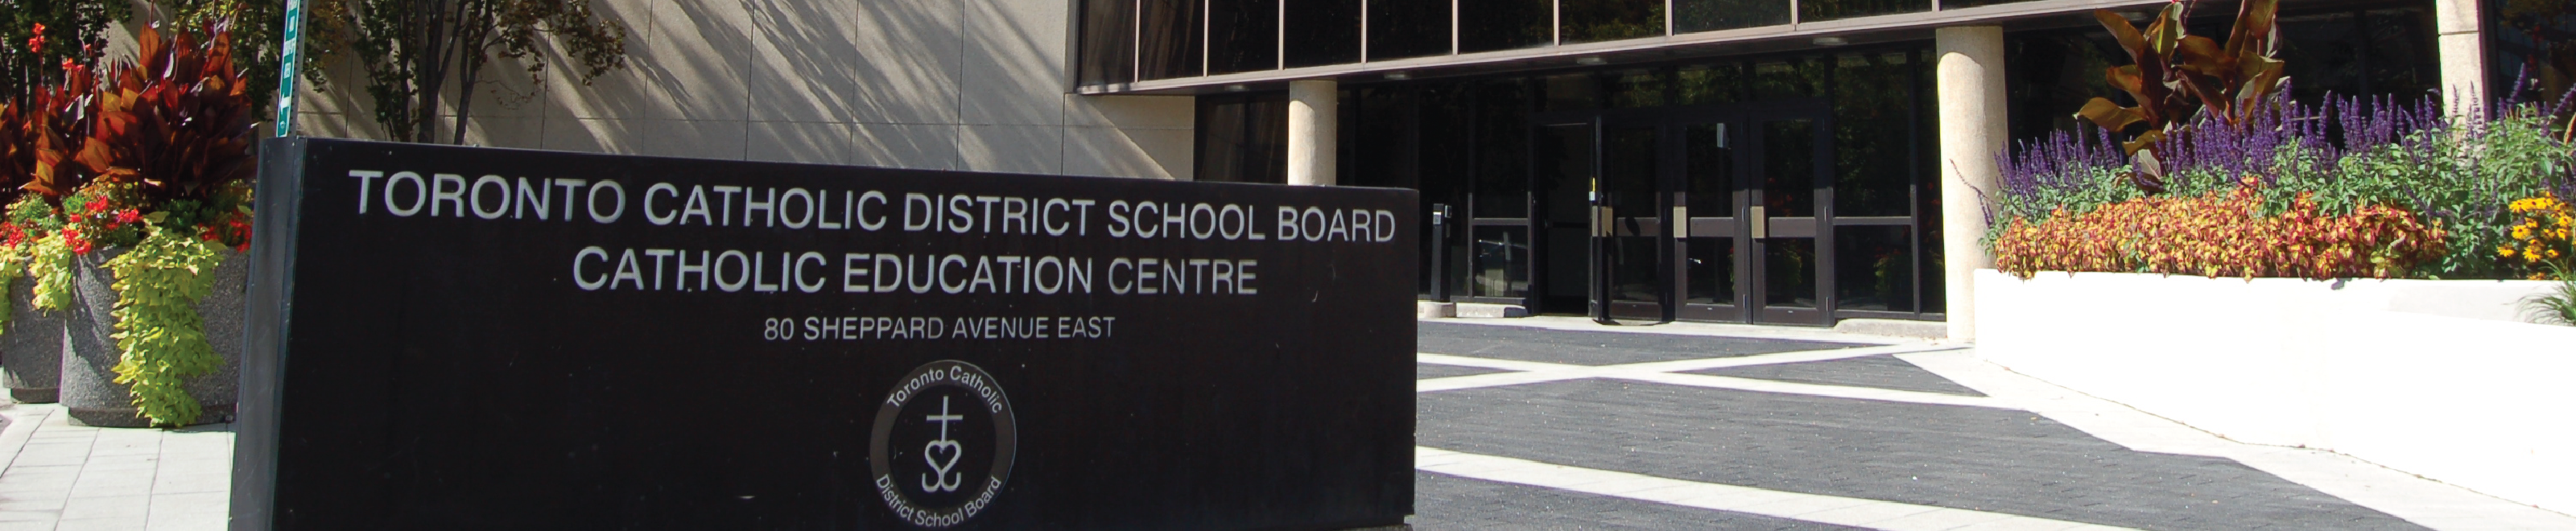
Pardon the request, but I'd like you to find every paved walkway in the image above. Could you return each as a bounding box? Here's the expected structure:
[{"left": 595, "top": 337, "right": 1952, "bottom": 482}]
[
  {"left": 1411, "top": 317, "right": 2576, "bottom": 530},
  {"left": 0, "top": 405, "right": 230, "bottom": 531},
  {"left": 0, "top": 317, "right": 2568, "bottom": 529}
]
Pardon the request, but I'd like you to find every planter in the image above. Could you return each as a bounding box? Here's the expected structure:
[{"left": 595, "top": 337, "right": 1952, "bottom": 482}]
[
  {"left": 1976, "top": 270, "right": 2576, "bottom": 515},
  {"left": 61, "top": 247, "right": 245, "bottom": 427},
  {"left": 1, "top": 275, "right": 64, "bottom": 403}
]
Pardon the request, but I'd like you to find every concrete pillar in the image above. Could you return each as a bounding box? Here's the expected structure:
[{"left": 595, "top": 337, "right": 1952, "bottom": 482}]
[
  {"left": 1935, "top": 26, "right": 2005, "bottom": 342},
  {"left": 2434, "top": 0, "right": 2488, "bottom": 115},
  {"left": 1288, "top": 80, "right": 1339, "bottom": 186}
]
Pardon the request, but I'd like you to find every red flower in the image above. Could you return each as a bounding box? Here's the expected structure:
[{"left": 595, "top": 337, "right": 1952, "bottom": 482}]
[
  {"left": 83, "top": 199, "right": 106, "bottom": 215},
  {"left": 114, "top": 209, "right": 139, "bottom": 224},
  {"left": 31, "top": 23, "right": 43, "bottom": 35},
  {"left": 26, "top": 35, "right": 41, "bottom": 55}
]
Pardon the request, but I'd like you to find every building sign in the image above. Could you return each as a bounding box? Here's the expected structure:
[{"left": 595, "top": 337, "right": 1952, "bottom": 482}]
[{"left": 230, "top": 138, "right": 1417, "bottom": 530}]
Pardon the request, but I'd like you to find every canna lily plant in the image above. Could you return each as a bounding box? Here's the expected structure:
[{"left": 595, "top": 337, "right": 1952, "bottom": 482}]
[{"left": 2076, "top": 0, "right": 2288, "bottom": 194}]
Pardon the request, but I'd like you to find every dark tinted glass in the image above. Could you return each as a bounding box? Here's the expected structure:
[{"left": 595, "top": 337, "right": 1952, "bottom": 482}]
[
  {"left": 1540, "top": 73, "right": 1602, "bottom": 112},
  {"left": 2496, "top": 0, "right": 2576, "bottom": 101},
  {"left": 1942, "top": 0, "right": 2041, "bottom": 7},
  {"left": 1196, "top": 94, "right": 1289, "bottom": 183},
  {"left": 1285, "top": 0, "right": 1361, "bottom": 67},
  {"left": 1369, "top": 0, "right": 1451, "bottom": 60},
  {"left": 2359, "top": 8, "right": 2438, "bottom": 101},
  {"left": 1684, "top": 122, "right": 1732, "bottom": 217},
  {"left": 1138, "top": 0, "right": 1203, "bottom": 80},
  {"left": 1472, "top": 226, "right": 1533, "bottom": 298},
  {"left": 2001, "top": 31, "right": 2120, "bottom": 142},
  {"left": 1834, "top": 226, "right": 1914, "bottom": 312},
  {"left": 1209, "top": 0, "right": 1279, "bottom": 74},
  {"left": 1351, "top": 88, "right": 1417, "bottom": 188},
  {"left": 1752, "top": 57, "right": 1826, "bottom": 101},
  {"left": 1759, "top": 119, "right": 1814, "bottom": 217},
  {"left": 1678, "top": 63, "right": 1743, "bottom": 105},
  {"left": 1832, "top": 51, "right": 1913, "bottom": 217},
  {"left": 2277, "top": 12, "right": 2362, "bottom": 103},
  {"left": 1918, "top": 48, "right": 1943, "bottom": 315},
  {"left": 1077, "top": 0, "right": 1136, "bottom": 85},
  {"left": 1764, "top": 239, "right": 1816, "bottom": 308},
  {"left": 1472, "top": 80, "right": 1532, "bottom": 217},
  {"left": 1607, "top": 69, "right": 1667, "bottom": 109},
  {"left": 1563, "top": 0, "right": 1665, "bottom": 43},
  {"left": 1675, "top": 0, "right": 1788, "bottom": 33},
  {"left": 1460, "top": 0, "right": 1551, "bottom": 53},
  {"left": 1685, "top": 237, "right": 1735, "bottom": 305},
  {"left": 1798, "top": 0, "right": 1926, "bottom": 23}
]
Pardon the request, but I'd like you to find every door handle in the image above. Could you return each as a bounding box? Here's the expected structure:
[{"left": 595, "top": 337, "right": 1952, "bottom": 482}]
[
  {"left": 1672, "top": 206, "right": 1688, "bottom": 238},
  {"left": 1748, "top": 206, "right": 1767, "bottom": 239}
]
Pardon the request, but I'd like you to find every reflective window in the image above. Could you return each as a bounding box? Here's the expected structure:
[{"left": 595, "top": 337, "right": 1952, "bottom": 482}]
[
  {"left": 1472, "top": 80, "right": 1532, "bottom": 218},
  {"left": 1076, "top": 0, "right": 1136, "bottom": 85},
  {"left": 1685, "top": 238, "right": 1736, "bottom": 305},
  {"left": 1752, "top": 58, "right": 1827, "bottom": 101},
  {"left": 1834, "top": 226, "right": 1915, "bottom": 312},
  {"left": 1607, "top": 68, "right": 1668, "bottom": 109},
  {"left": 1832, "top": 52, "right": 1914, "bottom": 217},
  {"left": 1197, "top": 94, "right": 1289, "bottom": 183},
  {"left": 1460, "top": 0, "right": 1552, "bottom": 53},
  {"left": 1798, "top": 0, "right": 1927, "bottom": 23},
  {"left": 1675, "top": 0, "right": 1788, "bottom": 33},
  {"left": 1138, "top": 0, "right": 1203, "bottom": 80},
  {"left": 1285, "top": 0, "right": 1361, "bottom": 67},
  {"left": 2496, "top": 0, "right": 2576, "bottom": 101},
  {"left": 1370, "top": 0, "right": 1451, "bottom": 60},
  {"left": 1541, "top": 73, "right": 1602, "bottom": 112},
  {"left": 1678, "top": 63, "right": 1744, "bottom": 105},
  {"left": 1472, "top": 226, "right": 1533, "bottom": 298},
  {"left": 1563, "top": 0, "right": 1666, "bottom": 44},
  {"left": 1209, "top": 0, "right": 1280, "bottom": 74}
]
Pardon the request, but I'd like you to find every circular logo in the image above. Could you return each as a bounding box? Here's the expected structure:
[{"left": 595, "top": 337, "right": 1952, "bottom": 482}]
[{"left": 869, "top": 360, "right": 1018, "bottom": 528}]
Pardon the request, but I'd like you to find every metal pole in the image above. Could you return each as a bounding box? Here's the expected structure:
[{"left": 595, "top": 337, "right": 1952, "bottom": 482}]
[{"left": 274, "top": 0, "right": 308, "bottom": 138}]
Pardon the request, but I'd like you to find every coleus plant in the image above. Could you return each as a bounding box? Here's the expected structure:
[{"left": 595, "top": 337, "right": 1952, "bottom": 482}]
[{"left": 2076, "top": 0, "right": 2287, "bottom": 194}]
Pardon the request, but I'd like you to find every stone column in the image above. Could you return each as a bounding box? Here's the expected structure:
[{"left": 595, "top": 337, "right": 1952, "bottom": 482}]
[
  {"left": 1935, "top": 26, "right": 2005, "bottom": 342},
  {"left": 2435, "top": 0, "right": 2488, "bottom": 115},
  {"left": 1288, "top": 80, "right": 1339, "bottom": 186}
]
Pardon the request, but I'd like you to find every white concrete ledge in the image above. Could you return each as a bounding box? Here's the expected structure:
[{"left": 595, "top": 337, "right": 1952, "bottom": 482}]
[
  {"left": 1975, "top": 270, "right": 2576, "bottom": 515},
  {"left": 1417, "top": 302, "right": 1457, "bottom": 319},
  {"left": 1454, "top": 303, "right": 1528, "bottom": 319}
]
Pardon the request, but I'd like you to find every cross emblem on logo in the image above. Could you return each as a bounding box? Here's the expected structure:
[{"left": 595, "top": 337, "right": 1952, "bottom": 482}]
[{"left": 921, "top": 396, "right": 966, "bottom": 493}]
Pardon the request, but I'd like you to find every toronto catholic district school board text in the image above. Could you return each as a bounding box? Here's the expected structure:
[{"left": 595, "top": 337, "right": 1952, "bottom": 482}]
[{"left": 339, "top": 170, "right": 1403, "bottom": 298}]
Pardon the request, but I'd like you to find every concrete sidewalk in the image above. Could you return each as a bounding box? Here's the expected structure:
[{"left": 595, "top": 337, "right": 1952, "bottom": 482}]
[{"left": 0, "top": 405, "right": 230, "bottom": 531}]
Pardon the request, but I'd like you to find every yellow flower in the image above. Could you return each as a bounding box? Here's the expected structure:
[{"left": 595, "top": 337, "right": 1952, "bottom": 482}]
[
  {"left": 2513, "top": 226, "right": 2534, "bottom": 240},
  {"left": 2500, "top": 245, "right": 2517, "bottom": 257}
]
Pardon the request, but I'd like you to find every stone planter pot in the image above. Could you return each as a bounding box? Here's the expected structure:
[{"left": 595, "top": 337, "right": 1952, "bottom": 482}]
[
  {"left": 61, "top": 247, "right": 245, "bottom": 427},
  {"left": 1, "top": 274, "right": 65, "bottom": 403}
]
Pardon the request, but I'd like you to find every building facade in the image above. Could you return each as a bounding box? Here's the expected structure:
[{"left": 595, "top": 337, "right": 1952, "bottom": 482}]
[{"left": 297, "top": 0, "right": 2573, "bottom": 334}]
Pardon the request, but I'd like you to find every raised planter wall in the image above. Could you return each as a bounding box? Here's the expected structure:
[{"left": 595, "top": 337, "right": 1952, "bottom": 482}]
[{"left": 1977, "top": 270, "right": 2576, "bottom": 515}]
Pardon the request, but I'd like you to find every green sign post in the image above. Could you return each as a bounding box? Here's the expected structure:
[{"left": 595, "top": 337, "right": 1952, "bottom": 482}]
[{"left": 274, "top": 0, "right": 305, "bottom": 138}]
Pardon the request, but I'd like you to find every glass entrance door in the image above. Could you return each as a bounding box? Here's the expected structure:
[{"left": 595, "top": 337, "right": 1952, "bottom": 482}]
[
  {"left": 1567, "top": 103, "right": 1832, "bottom": 326},
  {"left": 1745, "top": 109, "right": 1830, "bottom": 326}
]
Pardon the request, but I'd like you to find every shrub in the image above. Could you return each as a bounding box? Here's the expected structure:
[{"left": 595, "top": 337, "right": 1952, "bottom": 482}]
[{"left": 1992, "top": 184, "right": 2446, "bottom": 280}]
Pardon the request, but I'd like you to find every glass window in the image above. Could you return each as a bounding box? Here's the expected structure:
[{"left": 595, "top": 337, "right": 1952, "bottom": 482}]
[
  {"left": 1369, "top": 0, "right": 1451, "bottom": 60},
  {"left": 1472, "top": 226, "right": 1533, "bottom": 298},
  {"left": 1752, "top": 57, "right": 1827, "bottom": 101},
  {"left": 1678, "top": 63, "right": 1744, "bottom": 105},
  {"left": 1918, "top": 47, "right": 1943, "bottom": 315},
  {"left": 1675, "top": 0, "right": 1787, "bottom": 34},
  {"left": 1834, "top": 226, "right": 1915, "bottom": 312},
  {"left": 1138, "top": 0, "right": 1203, "bottom": 80},
  {"left": 2359, "top": 8, "right": 2438, "bottom": 101},
  {"left": 2495, "top": 0, "right": 2576, "bottom": 101},
  {"left": 1350, "top": 88, "right": 1417, "bottom": 189},
  {"left": 1077, "top": 0, "right": 1136, "bottom": 86},
  {"left": 1607, "top": 68, "right": 1668, "bottom": 109},
  {"left": 1460, "top": 0, "right": 1551, "bottom": 53},
  {"left": 1197, "top": 94, "right": 1289, "bottom": 183},
  {"left": 1209, "top": 0, "right": 1279, "bottom": 74},
  {"left": 1758, "top": 119, "right": 1814, "bottom": 217},
  {"left": 2278, "top": 12, "right": 2363, "bottom": 103},
  {"left": 1798, "top": 0, "right": 1927, "bottom": 23},
  {"left": 1563, "top": 0, "right": 1665, "bottom": 44},
  {"left": 1683, "top": 122, "right": 1733, "bottom": 218},
  {"left": 1942, "top": 0, "right": 2041, "bottom": 8},
  {"left": 1685, "top": 237, "right": 1735, "bottom": 305},
  {"left": 1832, "top": 51, "right": 1913, "bottom": 217},
  {"left": 2001, "top": 31, "right": 2120, "bottom": 143},
  {"left": 1472, "top": 80, "right": 1532, "bottom": 218},
  {"left": 1285, "top": 0, "right": 1360, "bottom": 67},
  {"left": 1540, "top": 73, "right": 1602, "bottom": 112}
]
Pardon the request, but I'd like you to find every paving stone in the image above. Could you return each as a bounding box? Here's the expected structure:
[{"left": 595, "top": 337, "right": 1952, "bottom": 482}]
[
  {"left": 1420, "top": 322, "right": 1864, "bottom": 366},
  {"left": 1417, "top": 379, "right": 2427, "bottom": 531},
  {"left": 1686, "top": 355, "right": 1984, "bottom": 397},
  {"left": 1418, "top": 364, "right": 1510, "bottom": 380},
  {"left": 1414, "top": 472, "right": 1866, "bottom": 530}
]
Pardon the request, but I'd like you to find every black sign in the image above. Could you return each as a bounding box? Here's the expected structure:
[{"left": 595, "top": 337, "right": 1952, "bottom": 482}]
[{"left": 231, "top": 138, "right": 1417, "bottom": 530}]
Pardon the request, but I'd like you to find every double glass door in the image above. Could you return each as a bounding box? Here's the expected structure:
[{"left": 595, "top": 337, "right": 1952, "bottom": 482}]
[{"left": 1575, "top": 103, "right": 1834, "bottom": 326}]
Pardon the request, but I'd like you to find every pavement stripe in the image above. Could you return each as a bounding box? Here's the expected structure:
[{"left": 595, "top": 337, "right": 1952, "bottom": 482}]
[
  {"left": 1417, "top": 346, "right": 2015, "bottom": 409},
  {"left": 1417, "top": 446, "right": 2140, "bottom": 531}
]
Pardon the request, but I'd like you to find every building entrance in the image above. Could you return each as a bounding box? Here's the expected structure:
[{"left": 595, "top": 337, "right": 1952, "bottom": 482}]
[{"left": 1534, "top": 101, "right": 1835, "bottom": 326}]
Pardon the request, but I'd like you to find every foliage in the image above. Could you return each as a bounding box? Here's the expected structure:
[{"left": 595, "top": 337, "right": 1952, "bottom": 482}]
[
  {"left": 2500, "top": 193, "right": 2574, "bottom": 278},
  {"left": 27, "top": 55, "right": 97, "bottom": 199},
  {"left": 1992, "top": 183, "right": 2446, "bottom": 280},
  {"left": 151, "top": 0, "right": 290, "bottom": 117},
  {"left": 69, "top": 24, "right": 256, "bottom": 208},
  {"left": 104, "top": 224, "right": 225, "bottom": 426},
  {"left": 0, "top": 0, "right": 130, "bottom": 101},
  {"left": 302, "top": 0, "right": 630, "bottom": 143},
  {"left": 7, "top": 196, "right": 68, "bottom": 311},
  {"left": 2524, "top": 264, "right": 2576, "bottom": 326},
  {"left": 2077, "top": 0, "right": 2287, "bottom": 192},
  {"left": 1996, "top": 89, "right": 2576, "bottom": 280}
]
